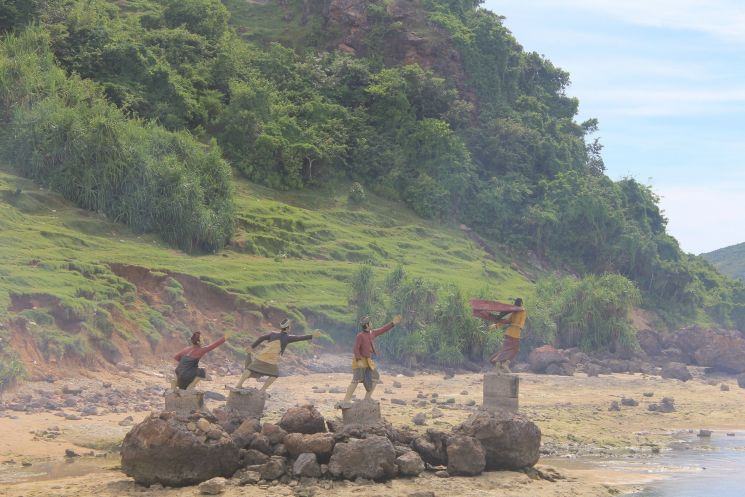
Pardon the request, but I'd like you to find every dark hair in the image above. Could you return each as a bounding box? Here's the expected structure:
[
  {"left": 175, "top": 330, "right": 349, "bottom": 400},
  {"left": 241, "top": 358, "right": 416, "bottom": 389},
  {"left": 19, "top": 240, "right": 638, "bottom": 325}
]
[
  {"left": 191, "top": 332, "right": 201, "bottom": 345},
  {"left": 514, "top": 298, "right": 523, "bottom": 307}
]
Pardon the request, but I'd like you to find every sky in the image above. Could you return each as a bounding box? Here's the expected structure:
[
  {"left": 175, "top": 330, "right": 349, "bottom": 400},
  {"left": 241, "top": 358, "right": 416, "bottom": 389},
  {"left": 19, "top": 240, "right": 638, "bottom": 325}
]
[{"left": 482, "top": 0, "right": 745, "bottom": 254}]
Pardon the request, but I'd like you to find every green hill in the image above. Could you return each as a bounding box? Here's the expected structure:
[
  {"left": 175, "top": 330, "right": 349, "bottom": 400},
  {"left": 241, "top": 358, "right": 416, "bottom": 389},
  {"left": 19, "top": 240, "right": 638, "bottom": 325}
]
[
  {"left": 1, "top": 0, "right": 744, "bottom": 386},
  {"left": 702, "top": 243, "right": 745, "bottom": 280}
]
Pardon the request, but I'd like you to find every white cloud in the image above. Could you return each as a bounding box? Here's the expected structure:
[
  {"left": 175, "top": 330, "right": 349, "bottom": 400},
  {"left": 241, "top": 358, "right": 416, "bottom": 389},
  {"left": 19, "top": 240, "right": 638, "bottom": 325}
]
[
  {"left": 581, "top": 87, "right": 745, "bottom": 117},
  {"left": 547, "top": 0, "right": 745, "bottom": 42}
]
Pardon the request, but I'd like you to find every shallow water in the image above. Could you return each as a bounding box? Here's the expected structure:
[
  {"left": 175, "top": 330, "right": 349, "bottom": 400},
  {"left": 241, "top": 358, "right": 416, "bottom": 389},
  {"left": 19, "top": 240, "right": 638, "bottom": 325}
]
[
  {"left": 549, "top": 431, "right": 745, "bottom": 497},
  {"left": 628, "top": 432, "right": 745, "bottom": 497}
]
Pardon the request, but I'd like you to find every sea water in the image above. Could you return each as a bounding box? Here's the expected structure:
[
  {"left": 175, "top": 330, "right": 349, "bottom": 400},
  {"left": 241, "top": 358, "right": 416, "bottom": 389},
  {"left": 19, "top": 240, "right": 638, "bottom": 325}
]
[{"left": 630, "top": 432, "right": 745, "bottom": 497}]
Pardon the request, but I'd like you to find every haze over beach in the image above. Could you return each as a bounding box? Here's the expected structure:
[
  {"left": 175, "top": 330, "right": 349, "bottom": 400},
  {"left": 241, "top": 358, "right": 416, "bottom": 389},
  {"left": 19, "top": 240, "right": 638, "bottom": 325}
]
[{"left": 487, "top": 0, "right": 745, "bottom": 254}]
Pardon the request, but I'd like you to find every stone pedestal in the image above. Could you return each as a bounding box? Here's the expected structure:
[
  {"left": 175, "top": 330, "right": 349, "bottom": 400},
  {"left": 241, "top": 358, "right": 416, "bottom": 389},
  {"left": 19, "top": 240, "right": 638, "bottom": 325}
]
[
  {"left": 226, "top": 387, "right": 266, "bottom": 419},
  {"left": 164, "top": 390, "right": 205, "bottom": 414},
  {"left": 341, "top": 400, "right": 381, "bottom": 426},
  {"left": 483, "top": 373, "right": 519, "bottom": 413}
]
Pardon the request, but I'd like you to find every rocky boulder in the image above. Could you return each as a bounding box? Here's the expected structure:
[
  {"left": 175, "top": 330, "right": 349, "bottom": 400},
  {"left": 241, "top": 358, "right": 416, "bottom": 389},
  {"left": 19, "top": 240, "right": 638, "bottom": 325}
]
[
  {"left": 636, "top": 329, "right": 662, "bottom": 356},
  {"left": 395, "top": 451, "right": 425, "bottom": 476},
  {"left": 663, "top": 326, "right": 745, "bottom": 373},
  {"left": 737, "top": 373, "right": 745, "bottom": 389},
  {"left": 454, "top": 411, "right": 540, "bottom": 470},
  {"left": 661, "top": 362, "right": 692, "bottom": 381},
  {"left": 412, "top": 429, "right": 448, "bottom": 466},
  {"left": 528, "top": 345, "right": 568, "bottom": 374},
  {"left": 446, "top": 435, "right": 485, "bottom": 476},
  {"left": 121, "top": 413, "right": 241, "bottom": 487},
  {"left": 293, "top": 453, "right": 321, "bottom": 478},
  {"left": 283, "top": 432, "right": 335, "bottom": 461},
  {"left": 279, "top": 405, "right": 326, "bottom": 434},
  {"left": 328, "top": 435, "right": 396, "bottom": 480}
]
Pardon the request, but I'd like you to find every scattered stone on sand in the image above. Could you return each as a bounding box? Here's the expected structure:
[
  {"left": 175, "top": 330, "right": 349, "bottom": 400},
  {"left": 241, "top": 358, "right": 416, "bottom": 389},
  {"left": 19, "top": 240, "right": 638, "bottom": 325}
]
[
  {"left": 408, "top": 492, "right": 436, "bottom": 497},
  {"left": 412, "top": 413, "right": 426, "bottom": 426},
  {"left": 198, "top": 477, "right": 227, "bottom": 495},
  {"left": 434, "top": 470, "right": 449, "bottom": 478},
  {"left": 392, "top": 381, "right": 402, "bottom": 388},
  {"left": 431, "top": 407, "right": 444, "bottom": 418},
  {"left": 697, "top": 429, "right": 712, "bottom": 437},
  {"left": 118, "top": 415, "right": 135, "bottom": 426},
  {"left": 621, "top": 397, "right": 638, "bottom": 407},
  {"left": 608, "top": 401, "right": 620, "bottom": 411},
  {"left": 720, "top": 384, "right": 730, "bottom": 391},
  {"left": 737, "top": 373, "right": 745, "bottom": 389},
  {"left": 661, "top": 362, "right": 692, "bottom": 382},
  {"left": 391, "top": 398, "right": 407, "bottom": 405},
  {"left": 643, "top": 392, "right": 654, "bottom": 397}
]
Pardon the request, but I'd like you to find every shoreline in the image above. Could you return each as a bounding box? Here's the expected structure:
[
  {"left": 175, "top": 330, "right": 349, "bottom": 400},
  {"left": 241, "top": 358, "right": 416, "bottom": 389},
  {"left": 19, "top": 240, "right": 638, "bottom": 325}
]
[{"left": 1, "top": 365, "right": 743, "bottom": 496}]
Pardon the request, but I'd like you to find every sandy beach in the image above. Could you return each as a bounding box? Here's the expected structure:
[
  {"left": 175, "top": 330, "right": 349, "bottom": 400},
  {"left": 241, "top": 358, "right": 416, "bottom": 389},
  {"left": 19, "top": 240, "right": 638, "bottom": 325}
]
[{"left": 1, "top": 361, "right": 743, "bottom": 497}]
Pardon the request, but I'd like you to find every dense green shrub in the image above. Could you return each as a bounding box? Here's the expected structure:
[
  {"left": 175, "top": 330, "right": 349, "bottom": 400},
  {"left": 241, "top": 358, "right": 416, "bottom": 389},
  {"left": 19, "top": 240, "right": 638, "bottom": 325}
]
[{"left": 0, "top": 28, "right": 234, "bottom": 252}]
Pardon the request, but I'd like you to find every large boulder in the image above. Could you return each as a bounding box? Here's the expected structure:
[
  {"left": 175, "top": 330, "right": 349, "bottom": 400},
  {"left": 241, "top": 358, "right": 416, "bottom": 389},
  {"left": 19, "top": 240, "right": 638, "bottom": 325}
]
[
  {"left": 395, "top": 451, "right": 425, "bottom": 476},
  {"left": 636, "top": 329, "right": 662, "bottom": 356},
  {"left": 661, "top": 362, "right": 692, "bottom": 381},
  {"left": 412, "top": 429, "right": 448, "bottom": 466},
  {"left": 454, "top": 411, "right": 540, "bottom": 470},
  {"left": 283, "top": 432, "right": 335, "bottom": 461},
  {"left": 446, "top": 435, "right": 485, "bottom": 476},
  {"left": 528, "top": 345, "right": 568, "bottom": 374},
  {"left": 121, "top": 413, "right": 240, "bottom": 487},
  {"left": 328, "top": 435, "right": 396, "bottom": 480},
  {"left": 665, "top": 326, "right": 745, "bottom": 373},
  {"left": 279, "top": 405, "right": 326, "bottom": 434}
]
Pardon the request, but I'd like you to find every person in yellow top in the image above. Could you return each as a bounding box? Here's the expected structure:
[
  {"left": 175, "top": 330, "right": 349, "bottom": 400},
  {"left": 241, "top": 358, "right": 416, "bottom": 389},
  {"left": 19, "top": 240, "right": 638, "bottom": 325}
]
[{"left": 487, "top": 298, "right": 526, "bottom": 374}]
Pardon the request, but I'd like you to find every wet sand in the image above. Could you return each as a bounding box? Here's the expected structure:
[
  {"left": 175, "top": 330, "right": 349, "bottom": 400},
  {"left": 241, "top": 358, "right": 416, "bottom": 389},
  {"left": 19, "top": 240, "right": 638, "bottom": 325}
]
[{"left": 1, "top": 363, "right": 743, "bottom": 497}]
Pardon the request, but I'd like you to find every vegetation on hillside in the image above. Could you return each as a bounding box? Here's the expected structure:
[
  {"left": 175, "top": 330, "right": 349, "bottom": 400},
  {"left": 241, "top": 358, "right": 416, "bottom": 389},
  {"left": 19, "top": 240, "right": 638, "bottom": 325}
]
[
  {"left": 702, "top": 242, "right": 745, "bottom": 281},
  {"left": 0, "top": 0, "right": 744, "bottom": 384}
]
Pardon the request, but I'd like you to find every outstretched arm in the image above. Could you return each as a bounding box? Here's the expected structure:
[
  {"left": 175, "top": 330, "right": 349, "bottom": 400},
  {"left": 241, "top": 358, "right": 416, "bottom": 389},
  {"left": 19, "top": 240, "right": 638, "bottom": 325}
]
[
  {"left": 287, "top": 334, "right": 313, "bottom": 344},
  {"left": 474, "top": 310, "right": 510, "bottom": 325},
  {"left": 192, "top": 336, "right": 226, "bottom": 359}
]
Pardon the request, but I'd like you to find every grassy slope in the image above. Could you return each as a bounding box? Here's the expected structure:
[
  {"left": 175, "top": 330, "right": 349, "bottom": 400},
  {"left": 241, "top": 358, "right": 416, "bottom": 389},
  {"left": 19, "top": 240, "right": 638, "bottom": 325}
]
[
  {"left": 701, "top": 242, "right": 745, "bottom": 280},
  {"left": 0, "top": 164, "right": 532, "bottom": 334}
]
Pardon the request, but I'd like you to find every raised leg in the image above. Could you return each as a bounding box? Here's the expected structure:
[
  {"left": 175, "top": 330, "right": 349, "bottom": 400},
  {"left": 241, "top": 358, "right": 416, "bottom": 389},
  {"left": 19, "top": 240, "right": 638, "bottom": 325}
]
[
  {"left": 236, "top": 370, "right": 251, "bottom": 388},
  {"left": 186, "top": 377, "right": 201, "bottom": 391},
  {"left": 343, "top": 382, "right": 357, "bottom": 403},
  {"left": 364, "top": 382, "right": 376, "bottom": 400}
]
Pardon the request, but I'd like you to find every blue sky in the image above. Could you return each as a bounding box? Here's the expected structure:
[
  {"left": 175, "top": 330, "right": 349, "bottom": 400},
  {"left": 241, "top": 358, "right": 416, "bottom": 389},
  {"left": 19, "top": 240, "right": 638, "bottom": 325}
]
[{"left": 483, "top": 0, "right": 745, "bottom": 254}]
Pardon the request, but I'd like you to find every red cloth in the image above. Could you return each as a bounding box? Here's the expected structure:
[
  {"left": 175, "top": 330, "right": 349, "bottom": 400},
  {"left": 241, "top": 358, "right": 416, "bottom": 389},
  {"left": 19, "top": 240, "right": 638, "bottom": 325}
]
[
  {"left": 174, "top": 336, "right": 226, "bottom": 361},
  {"left": 490, "top": 336, "right": 520, "bottom": 363},
  {"left": 353, "top": 322, "right": 394, "bottom": 360}
]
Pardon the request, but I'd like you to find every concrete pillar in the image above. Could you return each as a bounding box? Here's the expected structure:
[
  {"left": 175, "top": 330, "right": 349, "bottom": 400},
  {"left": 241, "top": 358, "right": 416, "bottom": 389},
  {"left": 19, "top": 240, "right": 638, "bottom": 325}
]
[
  {"left": 164, "top": 390, "right": 205, "bottom": 414},
  {"left": 226, "top": 387, "right": 266, "bottom": 419},
  {"left": 483, "top": 373, "right": 519, "bottom": 413},
  {"left": 341, "top": 399, "right": 381, "bottom": 426}
]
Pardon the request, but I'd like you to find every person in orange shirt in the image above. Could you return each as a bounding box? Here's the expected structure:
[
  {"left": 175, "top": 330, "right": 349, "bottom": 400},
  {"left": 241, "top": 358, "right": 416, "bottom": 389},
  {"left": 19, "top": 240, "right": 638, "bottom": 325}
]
[
  {"left": 486, "top": 298, "right": 526, "bottom": 374},
  {"left": 339, "top": 314, "right": 402, "bottom": 406}
]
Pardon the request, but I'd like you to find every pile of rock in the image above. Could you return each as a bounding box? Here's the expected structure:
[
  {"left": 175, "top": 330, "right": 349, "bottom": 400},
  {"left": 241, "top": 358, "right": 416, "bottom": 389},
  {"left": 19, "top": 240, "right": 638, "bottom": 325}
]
[{"left": 121, "top": 404, "right": 541, "bottom": 488}]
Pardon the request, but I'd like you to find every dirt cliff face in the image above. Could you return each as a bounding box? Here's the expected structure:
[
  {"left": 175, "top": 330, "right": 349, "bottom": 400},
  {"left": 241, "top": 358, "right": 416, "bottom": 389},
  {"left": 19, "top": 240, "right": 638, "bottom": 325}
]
[{"left": 321, "top": 0, "right": 467, "bottom": 89}]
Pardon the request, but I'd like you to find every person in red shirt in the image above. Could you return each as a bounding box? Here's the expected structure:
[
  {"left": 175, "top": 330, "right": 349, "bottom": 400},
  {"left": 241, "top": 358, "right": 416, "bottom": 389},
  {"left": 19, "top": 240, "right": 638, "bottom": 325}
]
[
  {"left": 339, "top": 314, "right": 402, "bottom": 406},
  {"left": 172, "top": 331, "right": 228, "bottom": 392}
]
